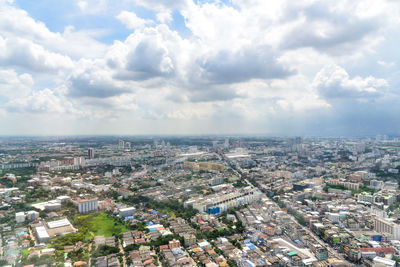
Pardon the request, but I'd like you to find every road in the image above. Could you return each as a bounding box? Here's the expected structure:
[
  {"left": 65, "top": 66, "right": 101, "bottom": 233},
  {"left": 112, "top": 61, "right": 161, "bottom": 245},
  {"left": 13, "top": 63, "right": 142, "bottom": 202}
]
[
  {"left": 288, "top": 216, "right": 350, "bottom": 263},
  {"left": 88, "top": 243, "right": 92, "bottom": 266},
  {"left": 227, "top": 160, "right": 351, "bottom": 264},
  {"left": 118, "top": 239, "right": 126, "bottom": 267}
]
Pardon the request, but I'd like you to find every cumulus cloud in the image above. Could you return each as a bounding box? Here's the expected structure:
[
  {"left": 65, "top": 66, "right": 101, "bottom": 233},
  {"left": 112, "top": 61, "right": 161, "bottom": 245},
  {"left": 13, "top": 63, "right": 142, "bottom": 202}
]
[
  {"left": 197, "top": 46, "right": 294, "bottom": 84},
  {"left": 5, "top": 88, "right": 73, "bottom": 114},
  {"left": 0, "top": 36, "right": 74, "bottom": 72},
  {"left": 108, "top": 25, "right": 181, "bottom": 81},
  {"left": 131, "top": 0, "right": 189, "bottom": 11},
  {"left": 0, "top": 3, "right": 107, "bottom": 58},
  {"left": 117, "top": 11, "right": 153, "bottom": 30},
  {"left": 313, "top": 65, "right": 388, "bottom": 99},
  {"left": 67, "top": 61, "right": 131, "bottom": 98},
  {"left": 0, "top": 0, "right": 400, "bottom": 135},
  {"left": 0, "top": 69, "right": 33, "bottom": 99},
  {"left": 280, "top": 3, "right": 381, "bottom": 53}
]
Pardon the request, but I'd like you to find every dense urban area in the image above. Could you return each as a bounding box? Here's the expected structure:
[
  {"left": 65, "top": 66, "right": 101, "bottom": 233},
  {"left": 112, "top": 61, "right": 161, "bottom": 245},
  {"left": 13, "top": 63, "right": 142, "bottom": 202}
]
[{"left": 1, "top": 135, "right": 400, "bottom": 267}]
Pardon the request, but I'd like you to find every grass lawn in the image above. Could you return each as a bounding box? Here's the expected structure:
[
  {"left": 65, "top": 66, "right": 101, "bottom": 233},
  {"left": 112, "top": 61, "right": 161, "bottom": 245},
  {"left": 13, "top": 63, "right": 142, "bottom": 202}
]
[
  {"left": 21, "top": 249, "right": 29, "bottom": 256},
  {"left": 74, "top": 212, "right": 129, "bottom": 237}
]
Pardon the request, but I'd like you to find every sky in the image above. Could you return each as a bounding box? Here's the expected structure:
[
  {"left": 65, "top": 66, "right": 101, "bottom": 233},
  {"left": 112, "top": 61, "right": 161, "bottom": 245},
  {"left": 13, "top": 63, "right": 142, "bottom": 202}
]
[{"left": 0, "top": 0, "right": 400, "bottom": 136}]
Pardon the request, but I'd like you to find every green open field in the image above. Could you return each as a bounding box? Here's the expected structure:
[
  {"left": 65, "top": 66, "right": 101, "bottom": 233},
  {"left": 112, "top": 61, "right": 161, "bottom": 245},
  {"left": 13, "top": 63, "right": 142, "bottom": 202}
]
[{"left": 73, "top": 212, "right": 129, "bottom": 237}]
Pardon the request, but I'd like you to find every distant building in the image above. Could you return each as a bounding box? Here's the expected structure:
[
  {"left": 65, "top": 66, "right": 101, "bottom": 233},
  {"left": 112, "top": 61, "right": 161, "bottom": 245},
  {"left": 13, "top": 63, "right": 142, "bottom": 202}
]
[
  {"left": 169, "top": 239, "right": 180, "bottom": 249},
  {"left": 34, "top": 218, "right": 76, "bottom": 243},
  {"left": 15, "top": 212, "right": 25, "bottom": 223},
  {"left": 117, "top": 188, "right": 134, "bottom": 198},
  {"left": 370, "top": 180, "right": 384, "bottom": 190},
  {"left": 185, "top": 186, "right": 262, "bottom": 215},
  {"left": 118, "top": 140, "right": 125, "bottom": 150},
  {"left": 209, "top": 177, "right": 224, "bottom": 186},
  {"left": 374, "top": 217, "right": 400, "bottom": 240},
  {"left": 183, "top": 234, "right": 196, "bottom": 247},
  {"left": 358, "top": 192, "right": 375, "bottom": 204},
  {"left": 88, "top": 148, "right": 94, "bottom": 159},
  {"left": 327, "top": 179, "right": 360, "bottom": 190},
  {"left": 26, "top": 210, "right": 40, "bottom": 221},
  {"left": 292, "top": 183, "right": 309, "bottom": 191},
  {"left": 119, "top": 207, "right": 135, "bottom": 218},
  {"left": 74, "top": 198, "right": 98, "bottom": 214}
]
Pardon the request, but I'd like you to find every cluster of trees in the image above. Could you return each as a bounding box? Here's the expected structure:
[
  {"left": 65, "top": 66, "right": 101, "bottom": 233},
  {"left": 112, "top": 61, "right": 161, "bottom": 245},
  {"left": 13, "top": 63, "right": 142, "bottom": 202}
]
[
  {"left": 68, "top": 248, "right": 89, "bottom": 263},
  {"left": 125, "top": 196, "right": 198, "bottom": 220},
  {"left": 125, "top": 234, "right": 183, "bottom": 252},
  {"left": 19, "top": 254, "right": 55, "bottom": 267},
  {"left": 51, "top": 232, "right": 90, "bottom": 250},
  {"left": 92, "top": 245, "right": 120, "bottom": 258},
  {"left": 195, "top": 221, "right": 245, "bottom": 240},
  {"left": 323, "top": 183, "right": 376, "bottom": 195}
]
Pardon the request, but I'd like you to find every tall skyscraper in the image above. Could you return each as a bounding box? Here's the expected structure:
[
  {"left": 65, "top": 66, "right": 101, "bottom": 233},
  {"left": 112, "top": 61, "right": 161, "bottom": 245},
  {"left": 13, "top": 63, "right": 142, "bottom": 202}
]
[
  {"left": 224, "top": 138, "right": 229, "bottom": 148},
  {"left": 118, "top": 139, "right": 125, "bottom": 150},
  {"left": 125, "top": 142, "right": 131, "bottom": 150},
  {"left": 88, "top": 148, "right": 94, "bottom": 159}
]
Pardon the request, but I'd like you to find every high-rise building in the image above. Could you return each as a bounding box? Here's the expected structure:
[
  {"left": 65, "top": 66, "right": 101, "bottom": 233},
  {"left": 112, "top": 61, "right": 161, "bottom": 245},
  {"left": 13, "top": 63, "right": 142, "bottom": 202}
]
[
  {"left": 88, "top": 148, "right": 94, "bottom": 159},
  {"left": 75, "top": 198, "right": 98, "bottom": 214},
  {"left": 374, "top": 217, "right": 400, "bottom": 240},
  {"left": 118, "top": 139, "right": 125, "bottom": 150},
  {"left": 125, "top": 142, "right": 131, "bottom": 150},
  {"left": 224, "top": 138, "right": 229, "bottom": 148}
]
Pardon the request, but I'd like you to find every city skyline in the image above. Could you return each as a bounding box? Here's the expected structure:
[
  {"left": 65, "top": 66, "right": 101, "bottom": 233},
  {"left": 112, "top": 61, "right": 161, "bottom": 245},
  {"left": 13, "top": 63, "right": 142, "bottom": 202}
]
[{"left": 0, "top": 0, "right": 400, "bottom": 136}]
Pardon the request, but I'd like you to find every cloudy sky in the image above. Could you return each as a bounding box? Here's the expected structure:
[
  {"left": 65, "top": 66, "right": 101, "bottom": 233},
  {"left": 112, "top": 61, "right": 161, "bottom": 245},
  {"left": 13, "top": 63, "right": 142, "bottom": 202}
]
[{"left": 0, "top": 0, "right": 399, "bottom": 136}]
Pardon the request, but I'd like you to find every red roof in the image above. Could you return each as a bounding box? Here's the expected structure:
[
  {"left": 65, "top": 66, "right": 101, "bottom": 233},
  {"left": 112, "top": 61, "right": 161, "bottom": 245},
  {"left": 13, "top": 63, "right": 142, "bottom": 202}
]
[
  {"left": 360, "top": 247, "right": 397, "bottom": 253},
  {"left": 118, "top": 188, "right": 132, "bottom": 192},
  {"left": 143, "top": 259, "right": 154, "bottom": 264}
]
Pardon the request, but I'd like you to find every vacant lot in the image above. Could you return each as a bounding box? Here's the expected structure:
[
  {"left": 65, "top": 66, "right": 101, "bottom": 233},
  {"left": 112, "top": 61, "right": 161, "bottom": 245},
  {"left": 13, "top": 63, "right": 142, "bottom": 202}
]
[{"left": 74, "top": 212, "right": 129, "bottom": 237}]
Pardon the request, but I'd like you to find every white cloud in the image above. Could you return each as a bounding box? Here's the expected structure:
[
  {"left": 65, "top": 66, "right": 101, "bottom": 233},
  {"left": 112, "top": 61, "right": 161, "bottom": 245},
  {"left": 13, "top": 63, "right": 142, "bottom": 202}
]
[
  {"left": 0, "top": 36, "right": 74, "bottom": 72},
  {"left": 156, "top": 11, "right": 173, "bottom": 24},
  {"left": 313, "top": 64, "right": 388, "bottom": 99},
  {"left": 0, "top": 3, "right": 107, "bottom": 59},
  {"left": 117, "top": 11, "right": 153, "bottom": 30},
  {"left": 0, "top": 0, "right": 400, "bottom": 135},
  {"left": 77, "top": 1, "right": 88, "bottom": 11},
  {"left": 0, "top": 69, "right": 33, "bottom": 99},
  {"left": 5, "top": 88, "right": 73, "bottom": 114}
]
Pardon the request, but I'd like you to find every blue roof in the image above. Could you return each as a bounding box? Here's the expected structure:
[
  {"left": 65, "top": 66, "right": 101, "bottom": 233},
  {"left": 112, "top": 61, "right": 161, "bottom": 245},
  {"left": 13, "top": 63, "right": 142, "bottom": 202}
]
[
  {"left": 124, "top": 216, "right": 134, "bottom": 221},
  {"left": 161, "top": 214, "right": 168, "bottom": 218},
  {"left": 258, "top": 259, "right": 265, "bottom": 264},
  {"left": 247, "top": 244, "right": 256, "bottom": 250},
  {"left": 146, "top": 221, "right": 154, "bottom": 226}
]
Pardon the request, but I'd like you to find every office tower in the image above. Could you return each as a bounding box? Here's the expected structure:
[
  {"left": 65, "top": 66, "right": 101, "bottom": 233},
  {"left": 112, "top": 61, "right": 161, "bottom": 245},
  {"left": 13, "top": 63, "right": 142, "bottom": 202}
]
[
  {"left": 125, "top": 142, "right": 131, "bottom": 150},
  {"left": 88, "top": 148, "right": 94, "bottom": 159},
  {"left": 224, "top": 138, "right": 229, "bottom": 148},
  {"left": 118, "top": 139, "right": 125, "bottom": 150}
]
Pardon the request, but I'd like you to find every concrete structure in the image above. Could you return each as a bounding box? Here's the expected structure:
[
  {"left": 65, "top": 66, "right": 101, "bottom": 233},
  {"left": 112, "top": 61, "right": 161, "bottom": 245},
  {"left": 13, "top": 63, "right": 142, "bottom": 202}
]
[
  {"left": 183, "top": 233, "right": 196, "bottom": 247},
  {"left": 184, "top": 186, "right": 262, "bottom": 215},
  {"left": 370, "top": 179, "right": 384, "bottom": 190},
  {"left": 26, "top": 211, "right": 40, "bottom": 221},
  {"left": 327, "top": 179, "right": 360, "bottom": 190},
  {"left": 358, "top": 192, "right": 375, "bottom": 204},
  {"left": 374, "top": 217, "right": 400, "bottom": 240},
  {"left": 36, "top": 226, "right": 50, "bottom": 243},
  {"left": 34, "top": 218, "right": 76, "bottom": 243},
  {"left": 88, "top": 148, "right": 94, "bottom": 159},
  {"left": 15, "top": 212, "right": 25, "bottom": 223},
  {"left": 119, "top": 207, "right": 135, "bottom": 218},
  {"left": 373, "top": 256, "right": 396, "bottom": 267},
  {"left": 75, "top": 198, "right": 98, "bottom": 214}
]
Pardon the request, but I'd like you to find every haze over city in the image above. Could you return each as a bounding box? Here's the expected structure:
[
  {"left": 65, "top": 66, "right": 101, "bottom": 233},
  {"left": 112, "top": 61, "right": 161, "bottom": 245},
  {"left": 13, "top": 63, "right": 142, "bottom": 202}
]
[{"left": 0, "top": 0, "right": 399, "bottom": 136}]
